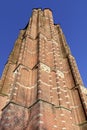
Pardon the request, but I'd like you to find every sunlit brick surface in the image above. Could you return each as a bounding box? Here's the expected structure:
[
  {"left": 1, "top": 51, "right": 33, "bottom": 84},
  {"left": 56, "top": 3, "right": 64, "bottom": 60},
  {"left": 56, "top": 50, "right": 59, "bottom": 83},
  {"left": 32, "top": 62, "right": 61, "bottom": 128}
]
[{"left": 0, "top": 8, "right": 87, "bottom": 130}]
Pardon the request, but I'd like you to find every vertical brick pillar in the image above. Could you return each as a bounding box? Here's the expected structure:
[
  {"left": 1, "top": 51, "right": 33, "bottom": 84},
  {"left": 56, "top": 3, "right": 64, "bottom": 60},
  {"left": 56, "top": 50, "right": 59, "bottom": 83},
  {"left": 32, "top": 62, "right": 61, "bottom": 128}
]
[{"left": 0, "top": 8, "right": 87, "bottom": 130}]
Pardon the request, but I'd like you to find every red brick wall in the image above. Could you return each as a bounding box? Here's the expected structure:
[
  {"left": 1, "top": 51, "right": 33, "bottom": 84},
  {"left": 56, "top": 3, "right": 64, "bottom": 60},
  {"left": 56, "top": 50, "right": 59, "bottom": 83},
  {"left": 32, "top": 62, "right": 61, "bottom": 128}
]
[{"left": 0, "top": 9, "right": 87, "bottom": 130}]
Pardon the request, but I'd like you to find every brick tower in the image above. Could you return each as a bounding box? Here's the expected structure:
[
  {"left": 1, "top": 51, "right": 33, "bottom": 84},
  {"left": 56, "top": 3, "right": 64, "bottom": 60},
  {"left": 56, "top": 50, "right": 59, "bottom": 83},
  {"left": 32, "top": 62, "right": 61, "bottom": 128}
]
[{"left": 0, "top": 9, "right": 87, "bottom": 130}]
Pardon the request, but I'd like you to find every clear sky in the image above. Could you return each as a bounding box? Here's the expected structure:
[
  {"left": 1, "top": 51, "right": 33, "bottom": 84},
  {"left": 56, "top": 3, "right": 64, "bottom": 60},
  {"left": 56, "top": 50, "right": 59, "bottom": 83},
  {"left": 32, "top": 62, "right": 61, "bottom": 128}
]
[{"left": 0, "top": 0, "right": 87, "bottom": 87}]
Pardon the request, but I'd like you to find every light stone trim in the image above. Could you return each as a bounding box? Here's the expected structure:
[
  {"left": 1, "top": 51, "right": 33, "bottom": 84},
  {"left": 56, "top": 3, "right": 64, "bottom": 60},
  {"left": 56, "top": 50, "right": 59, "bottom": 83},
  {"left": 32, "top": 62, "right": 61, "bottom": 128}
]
[
  {"left": 38, "top": 121, "right": 44, "bottom": 124},
  {"left": 38, "top": 113, "right": 43, "bottom": 116},
  {"left": 47, "top": 52, "right": 53, "bottom": 55},
  {"left": 38, "top": 79, "right": 51, "bottom": 87},
  {"left": 40, "top": 63, "right": 50, "bottom": 73},
  {"left": 53, "top": 125, "right": 58, "bottom": 128},
  {"left": 52, "top": 87, "right": 57, "bottom": 90},
  {"left": 13, "top": 93, "right": 17, "bottom": 96},
  {"left": 62, "top": 120, "right": 66, "bottom": 123},
  {"left": 59, "top": 98, "right": 63, "bottom": 101},
  {"left": 38, "top": 90, "right": 42, "bottom": 93},
  {"left": 40, "top": 33, "right": 47, "bottom": 40},
  {"left": 80, "top": 85, "right": 87, "bottom": 95},
  {"left": 63, "top": 70, "right": 71, "bottom": 74},
  {"left": 70, "top": 117, "right": 73, "bottom": 119},
  {"left": 14, "top": 87, "right": 18, "bottom": 90},
  {"left": 57, "top": 70, "right": 64, "bottom": 78},
  {"left": 52, "top": 39, "right": 59, "bottom": 46},
  {"left": 60, "top": 114, "right": 64, "bottom": 116},
  {"left": 27, "top": 50, "right": 37, "bottom": 54},
  {"left": 62, "top": 128, "right": 66, "bottom": 130},
  {"left": 16, "top": 82, "right": 37, "bottom": 89},
  {"left": 66, "top": 102, "right": 70, "bottom": 104},
  {"left": 8, "top": 93, "right": 11, "bottom": 96},
  {"left": 40, "top": 33, "right": 59, "bottom": 46},
  {"left": 59, "top": 87, "right": 67, "bottom": 92}
]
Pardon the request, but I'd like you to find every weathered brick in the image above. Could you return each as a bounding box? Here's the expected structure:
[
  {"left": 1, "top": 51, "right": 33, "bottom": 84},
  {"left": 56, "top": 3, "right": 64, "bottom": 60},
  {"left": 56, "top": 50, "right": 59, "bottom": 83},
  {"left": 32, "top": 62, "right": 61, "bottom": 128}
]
[{"left": 0, "top": 8, "right": 87, "bottom": 130}]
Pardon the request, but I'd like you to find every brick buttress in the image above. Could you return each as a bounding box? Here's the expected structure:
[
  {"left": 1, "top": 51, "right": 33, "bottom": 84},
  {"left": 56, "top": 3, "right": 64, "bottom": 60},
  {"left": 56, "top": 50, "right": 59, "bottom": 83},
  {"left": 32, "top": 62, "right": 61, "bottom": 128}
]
[{"left": 0, "top": 9, "right": 87, "bottom": 130}]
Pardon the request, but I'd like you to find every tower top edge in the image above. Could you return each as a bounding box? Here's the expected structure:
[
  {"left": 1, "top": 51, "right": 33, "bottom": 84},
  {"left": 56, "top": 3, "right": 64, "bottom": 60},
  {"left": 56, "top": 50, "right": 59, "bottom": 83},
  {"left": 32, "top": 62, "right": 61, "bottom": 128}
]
[{"left": 32, "top": 8, "right": 52, "bottom": 12}]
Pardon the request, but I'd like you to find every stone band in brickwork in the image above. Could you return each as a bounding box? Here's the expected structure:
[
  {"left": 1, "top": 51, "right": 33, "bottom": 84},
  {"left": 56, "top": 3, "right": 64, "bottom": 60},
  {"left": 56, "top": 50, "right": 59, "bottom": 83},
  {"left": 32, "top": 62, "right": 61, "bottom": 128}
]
[{"left": 0, "top": 8, "right": 87, "bottom": 130}]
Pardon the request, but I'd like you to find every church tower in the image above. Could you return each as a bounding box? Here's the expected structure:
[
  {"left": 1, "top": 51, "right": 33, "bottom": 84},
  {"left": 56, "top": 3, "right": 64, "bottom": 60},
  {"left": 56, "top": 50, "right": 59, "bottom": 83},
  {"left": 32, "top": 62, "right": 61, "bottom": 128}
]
[{"left": 0, "top": 9, "right": 87, "bottom": 130}]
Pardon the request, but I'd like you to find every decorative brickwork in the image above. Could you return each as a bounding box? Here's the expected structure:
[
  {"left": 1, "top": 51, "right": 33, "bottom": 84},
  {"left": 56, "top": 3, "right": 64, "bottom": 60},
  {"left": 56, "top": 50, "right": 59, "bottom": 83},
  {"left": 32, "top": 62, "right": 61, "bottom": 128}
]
[{"left": 0, "top": 8, "right": 87, "bottom": 130}]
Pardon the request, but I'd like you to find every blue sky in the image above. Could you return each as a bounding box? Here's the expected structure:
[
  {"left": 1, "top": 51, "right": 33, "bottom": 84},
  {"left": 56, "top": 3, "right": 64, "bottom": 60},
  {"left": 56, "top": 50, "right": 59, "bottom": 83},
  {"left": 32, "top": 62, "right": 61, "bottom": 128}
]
[{"left": 0, "top": 0, "right": 87, "bottom": 87}]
